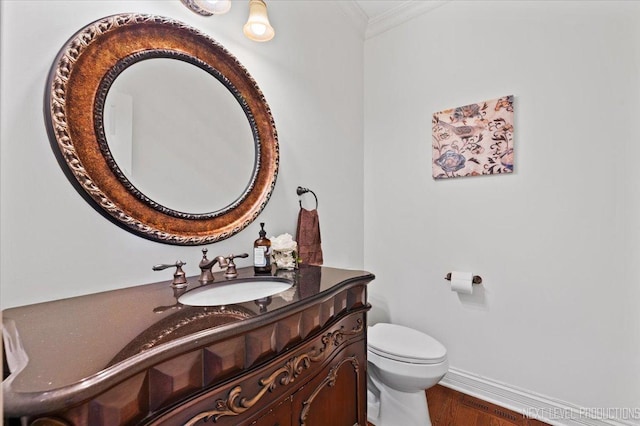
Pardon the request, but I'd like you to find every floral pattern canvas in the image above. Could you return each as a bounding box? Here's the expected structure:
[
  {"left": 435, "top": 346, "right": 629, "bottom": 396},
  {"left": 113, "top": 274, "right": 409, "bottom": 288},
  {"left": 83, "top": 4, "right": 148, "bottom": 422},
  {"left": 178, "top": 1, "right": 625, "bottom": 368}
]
[{"left": 432, "top": 95, "right": 514, "bottom": 179}]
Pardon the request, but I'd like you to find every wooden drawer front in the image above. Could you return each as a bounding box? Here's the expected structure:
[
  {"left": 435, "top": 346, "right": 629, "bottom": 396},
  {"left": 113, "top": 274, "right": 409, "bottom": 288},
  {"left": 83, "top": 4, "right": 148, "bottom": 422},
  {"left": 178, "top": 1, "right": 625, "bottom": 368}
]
[
  {"left": 292, "top": 342, "right": 366, "bottom": 426},
  {"left": 147, "top": 312, "right": 365, "bottom": 425},
  {"left": 244, "top": 396, "right": 292, "bottom": 426}
]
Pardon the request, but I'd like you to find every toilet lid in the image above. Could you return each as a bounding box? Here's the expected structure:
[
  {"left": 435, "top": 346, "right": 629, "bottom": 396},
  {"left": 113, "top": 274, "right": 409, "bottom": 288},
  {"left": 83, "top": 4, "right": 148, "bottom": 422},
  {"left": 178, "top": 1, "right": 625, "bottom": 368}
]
[{"left": 368, "top": 323, "right": 447, "bottom": 364}]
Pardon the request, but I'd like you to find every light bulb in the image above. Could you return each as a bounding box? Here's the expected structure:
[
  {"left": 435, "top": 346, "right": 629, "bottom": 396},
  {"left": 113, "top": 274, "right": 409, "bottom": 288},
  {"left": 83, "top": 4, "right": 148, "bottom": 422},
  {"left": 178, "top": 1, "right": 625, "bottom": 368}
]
[
  {"left": 250, "top": 23, "right": 267, "bottom": 36},
  {"left": 243, "top": 0, "right": 275, "bottom": 42}
]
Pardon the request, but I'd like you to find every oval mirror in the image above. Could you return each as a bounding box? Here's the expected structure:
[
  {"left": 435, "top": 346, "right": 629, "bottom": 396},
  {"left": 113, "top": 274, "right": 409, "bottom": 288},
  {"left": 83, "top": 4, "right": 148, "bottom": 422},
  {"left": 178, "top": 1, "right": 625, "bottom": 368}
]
[{"left": 44, "top": 14, "right": 279, "bottom": 245}]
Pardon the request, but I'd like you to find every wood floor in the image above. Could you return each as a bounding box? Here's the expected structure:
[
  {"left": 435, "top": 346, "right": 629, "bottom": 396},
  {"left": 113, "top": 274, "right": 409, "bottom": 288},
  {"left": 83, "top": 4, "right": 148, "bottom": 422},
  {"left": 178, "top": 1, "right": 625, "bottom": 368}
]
[{"left": 369, "top": 384, "right": 550, "bottom": 426}]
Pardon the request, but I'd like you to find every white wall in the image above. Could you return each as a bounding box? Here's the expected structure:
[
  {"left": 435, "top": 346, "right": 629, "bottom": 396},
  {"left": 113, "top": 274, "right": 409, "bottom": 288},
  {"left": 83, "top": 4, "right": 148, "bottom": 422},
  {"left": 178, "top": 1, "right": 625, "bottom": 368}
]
[
  {"left": 364, "top": 0, "right": 640, "bottom": 416},
  {"left": 0, "top": 0, "right": 364, "bottom": 308}
]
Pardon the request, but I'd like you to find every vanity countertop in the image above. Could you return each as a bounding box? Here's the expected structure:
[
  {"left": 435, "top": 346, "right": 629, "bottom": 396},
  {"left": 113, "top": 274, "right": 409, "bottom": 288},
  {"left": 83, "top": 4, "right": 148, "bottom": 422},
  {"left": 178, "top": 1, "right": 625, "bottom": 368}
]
[{"left": 2, "top": 265, "right": 374, "bottom": 417}]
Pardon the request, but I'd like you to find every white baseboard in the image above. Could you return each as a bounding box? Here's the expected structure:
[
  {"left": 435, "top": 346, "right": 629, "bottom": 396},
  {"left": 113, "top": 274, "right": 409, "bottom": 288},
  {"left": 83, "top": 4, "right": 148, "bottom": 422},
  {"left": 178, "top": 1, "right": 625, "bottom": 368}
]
[{"left": 440, "top": 368, "right": 640, "bottom": 426}]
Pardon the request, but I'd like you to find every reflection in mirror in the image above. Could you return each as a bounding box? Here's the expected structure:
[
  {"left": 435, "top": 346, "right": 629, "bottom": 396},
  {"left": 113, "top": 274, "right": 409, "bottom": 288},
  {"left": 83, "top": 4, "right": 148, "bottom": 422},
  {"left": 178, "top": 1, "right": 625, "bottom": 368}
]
[
  {"left": 104, "top": 59, "right": 255, "bottom": 214},
  {"left": 108, "top": 304, "right": 255, "bottom": 366}
]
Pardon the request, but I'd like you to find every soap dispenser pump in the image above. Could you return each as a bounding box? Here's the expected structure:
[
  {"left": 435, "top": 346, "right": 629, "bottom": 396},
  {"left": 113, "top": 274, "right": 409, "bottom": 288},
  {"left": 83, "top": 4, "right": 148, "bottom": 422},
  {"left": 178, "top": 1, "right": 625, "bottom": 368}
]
[{"left": 253, "top": 222, "right": 271, "bottom": 273}]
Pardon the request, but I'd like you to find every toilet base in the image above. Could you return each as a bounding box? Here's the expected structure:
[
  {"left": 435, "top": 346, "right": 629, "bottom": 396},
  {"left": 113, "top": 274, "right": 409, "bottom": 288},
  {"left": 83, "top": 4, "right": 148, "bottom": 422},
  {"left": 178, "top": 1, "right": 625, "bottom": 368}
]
[{"left": 367, "top": 371, "right": 432, "bottom": 426}]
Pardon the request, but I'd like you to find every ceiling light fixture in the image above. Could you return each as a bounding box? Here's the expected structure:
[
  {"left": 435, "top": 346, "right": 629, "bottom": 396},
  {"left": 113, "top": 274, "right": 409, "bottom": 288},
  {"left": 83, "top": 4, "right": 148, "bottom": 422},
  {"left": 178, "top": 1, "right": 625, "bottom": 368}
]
[
  {"left": 181, "top": 0, "right": 275, "bottom": 42},
  {"left": 181, "top": 0, "right": 232, "bottom": 16}
]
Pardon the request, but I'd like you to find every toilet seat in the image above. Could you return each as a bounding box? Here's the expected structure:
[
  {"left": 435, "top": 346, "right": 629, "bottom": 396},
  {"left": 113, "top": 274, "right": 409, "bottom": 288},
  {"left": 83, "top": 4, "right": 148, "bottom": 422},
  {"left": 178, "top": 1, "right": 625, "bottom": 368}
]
[{"left": 368, "top": 323, "right": 447, "bottom": 364}]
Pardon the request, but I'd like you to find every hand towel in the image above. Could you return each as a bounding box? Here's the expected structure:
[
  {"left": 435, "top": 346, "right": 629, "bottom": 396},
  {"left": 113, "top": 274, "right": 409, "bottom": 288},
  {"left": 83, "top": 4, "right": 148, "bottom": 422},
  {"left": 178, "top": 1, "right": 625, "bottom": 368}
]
[
  {"left": 297, "top": 264, "right": 322, "bottom": 298},
  {"left": 296, "top": 208, "right": 323, "bottom": 265}
]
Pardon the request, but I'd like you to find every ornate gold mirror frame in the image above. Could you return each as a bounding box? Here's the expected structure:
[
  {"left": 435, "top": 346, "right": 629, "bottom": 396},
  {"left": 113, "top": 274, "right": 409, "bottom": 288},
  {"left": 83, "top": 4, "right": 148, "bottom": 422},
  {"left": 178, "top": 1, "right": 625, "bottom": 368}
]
[{"left": 44, "top": 14, "right": 279, "bottom": 245}]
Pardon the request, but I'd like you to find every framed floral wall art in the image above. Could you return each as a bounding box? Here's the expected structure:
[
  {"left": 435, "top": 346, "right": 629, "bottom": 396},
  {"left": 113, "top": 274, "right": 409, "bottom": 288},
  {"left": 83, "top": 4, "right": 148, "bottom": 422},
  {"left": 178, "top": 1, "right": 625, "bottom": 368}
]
[{"left": 432, "top": 95, "right": 514, "bottom": 179}]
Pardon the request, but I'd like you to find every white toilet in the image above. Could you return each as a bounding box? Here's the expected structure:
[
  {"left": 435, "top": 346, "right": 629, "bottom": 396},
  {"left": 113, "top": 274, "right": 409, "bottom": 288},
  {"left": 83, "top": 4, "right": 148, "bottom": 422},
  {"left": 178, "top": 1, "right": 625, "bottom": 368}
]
[{"left": 367, "top": 323, "right": 449, "bottom": 426}]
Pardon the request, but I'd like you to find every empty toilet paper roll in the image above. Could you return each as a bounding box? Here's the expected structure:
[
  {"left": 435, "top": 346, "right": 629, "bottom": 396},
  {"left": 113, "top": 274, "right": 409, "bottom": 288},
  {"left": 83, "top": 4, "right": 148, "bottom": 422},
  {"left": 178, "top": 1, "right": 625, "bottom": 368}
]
[{"left": 451, "top": 271, "right": 474, "bottom": 294}]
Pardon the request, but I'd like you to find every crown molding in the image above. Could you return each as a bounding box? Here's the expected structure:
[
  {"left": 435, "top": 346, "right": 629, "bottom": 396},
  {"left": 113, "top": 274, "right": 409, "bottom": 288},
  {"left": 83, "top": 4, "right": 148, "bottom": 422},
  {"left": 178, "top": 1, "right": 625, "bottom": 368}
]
[
  {"left": 365, "top": 0, "right": 448, "bottom": 39},
  {"left": 338, "top": 0, "right": 449, "bottom": 40},
  {"left": 337, "top": 1, "right": 368, "bottom": 39}
]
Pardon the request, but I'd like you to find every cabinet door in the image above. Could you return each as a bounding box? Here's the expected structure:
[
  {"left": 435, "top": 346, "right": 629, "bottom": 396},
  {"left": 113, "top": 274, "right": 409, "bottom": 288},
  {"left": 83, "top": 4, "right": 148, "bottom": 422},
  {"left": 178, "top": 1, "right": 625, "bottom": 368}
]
[
  {"left": 291, "top": 343, "right": 366, "bottom": 426},
  {"left": 245, "top": 396, "right": 292, "bottom": 426}
]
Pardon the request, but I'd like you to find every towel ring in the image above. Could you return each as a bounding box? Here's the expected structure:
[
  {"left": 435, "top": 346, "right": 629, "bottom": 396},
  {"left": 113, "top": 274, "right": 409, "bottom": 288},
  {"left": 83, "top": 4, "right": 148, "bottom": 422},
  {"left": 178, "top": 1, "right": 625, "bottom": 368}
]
[{"left": 297, "top": 186, "right": 318, "bottom": 209}]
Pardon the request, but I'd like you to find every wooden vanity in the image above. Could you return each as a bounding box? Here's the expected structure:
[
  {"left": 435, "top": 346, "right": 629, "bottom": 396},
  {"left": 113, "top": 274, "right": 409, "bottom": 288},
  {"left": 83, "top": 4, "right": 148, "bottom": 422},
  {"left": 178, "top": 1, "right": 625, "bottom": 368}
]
[{"left": 2, "top": 265, "right": 374, "bottom": 426}]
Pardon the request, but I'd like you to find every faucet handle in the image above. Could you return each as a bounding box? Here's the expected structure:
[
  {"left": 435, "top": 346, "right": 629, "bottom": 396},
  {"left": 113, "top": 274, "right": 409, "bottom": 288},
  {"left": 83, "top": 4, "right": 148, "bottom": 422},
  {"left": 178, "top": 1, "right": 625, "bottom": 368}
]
[
  {"left": 224, "top": 253, "right": 249, "bottom": 278},
  {"left": 229, "top": 253, "right": 249, "bottom": 260},
  {"left": 153, "top": 261, "right": 188, "bottom": 288},
  {"left": 199, "top": 248, "right": 209, "bottom": 266},
  {"left": 199, "top": 248, "right": 216, "bottom": 284}
]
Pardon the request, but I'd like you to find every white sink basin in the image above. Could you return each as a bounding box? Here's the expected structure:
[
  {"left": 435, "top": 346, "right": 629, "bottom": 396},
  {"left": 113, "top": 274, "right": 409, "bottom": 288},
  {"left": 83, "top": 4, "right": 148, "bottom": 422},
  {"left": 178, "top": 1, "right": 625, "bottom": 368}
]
[{"left": 178, "top": 278, "right": 293, "bottom": 306}]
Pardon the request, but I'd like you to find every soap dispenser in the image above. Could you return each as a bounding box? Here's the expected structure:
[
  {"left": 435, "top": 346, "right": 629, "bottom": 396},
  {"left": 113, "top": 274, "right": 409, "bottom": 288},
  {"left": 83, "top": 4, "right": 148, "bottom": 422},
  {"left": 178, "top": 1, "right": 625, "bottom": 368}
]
[{"left": 253, "top": 222, "right": 271, "bottom": 273}]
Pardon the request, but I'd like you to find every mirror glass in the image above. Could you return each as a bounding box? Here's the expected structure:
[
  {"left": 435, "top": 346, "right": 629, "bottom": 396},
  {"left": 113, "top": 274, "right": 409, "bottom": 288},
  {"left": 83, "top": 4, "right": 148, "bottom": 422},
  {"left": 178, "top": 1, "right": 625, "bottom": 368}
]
[{"left": 103, "top": 58, "right": 255, "bottom": 214}]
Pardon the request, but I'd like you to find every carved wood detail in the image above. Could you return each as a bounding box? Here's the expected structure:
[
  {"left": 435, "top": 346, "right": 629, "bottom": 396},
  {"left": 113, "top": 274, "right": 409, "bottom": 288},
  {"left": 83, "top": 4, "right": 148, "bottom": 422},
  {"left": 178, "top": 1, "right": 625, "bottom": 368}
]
[
  {"left": 148, "top": 351, "right": 203, "bottom": 411},
  {"left": 184, "top": 320, "right": 364, "bottom": 425},
  {"left": 299, "top": 356, "right": 360, "bottom": 426},
  {"left": 30, "top": 419, "right": 70, "bottom": 426},
  {"left": 204, "top": 335, "right": 246, "bottom": 386},
  {"left": 88, "top": 372, "right": 148, "bottom": 425}
]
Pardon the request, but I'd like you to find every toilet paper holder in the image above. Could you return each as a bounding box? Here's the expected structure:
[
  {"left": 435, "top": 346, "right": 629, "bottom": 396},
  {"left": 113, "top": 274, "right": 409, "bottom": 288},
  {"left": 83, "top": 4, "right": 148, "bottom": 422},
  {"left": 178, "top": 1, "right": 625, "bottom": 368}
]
[{"left": 445, "top": 272, "right": 482, "bottom": 285}]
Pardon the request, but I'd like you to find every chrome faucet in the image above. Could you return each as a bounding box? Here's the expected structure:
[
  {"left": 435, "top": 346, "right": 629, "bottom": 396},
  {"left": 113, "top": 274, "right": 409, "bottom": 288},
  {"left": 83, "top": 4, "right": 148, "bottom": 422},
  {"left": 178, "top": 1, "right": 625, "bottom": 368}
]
[{"left": 198, "top": 248, "right": 229, "bottom": 284}]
